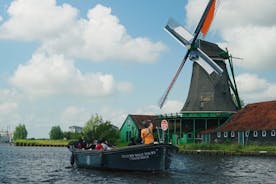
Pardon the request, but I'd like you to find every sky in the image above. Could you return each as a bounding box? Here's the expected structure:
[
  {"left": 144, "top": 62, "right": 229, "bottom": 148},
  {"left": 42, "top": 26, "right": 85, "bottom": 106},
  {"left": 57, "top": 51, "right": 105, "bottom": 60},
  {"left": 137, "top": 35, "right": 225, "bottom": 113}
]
[{"left": 0, "top": 0, "right": 275, "bottom": 138}]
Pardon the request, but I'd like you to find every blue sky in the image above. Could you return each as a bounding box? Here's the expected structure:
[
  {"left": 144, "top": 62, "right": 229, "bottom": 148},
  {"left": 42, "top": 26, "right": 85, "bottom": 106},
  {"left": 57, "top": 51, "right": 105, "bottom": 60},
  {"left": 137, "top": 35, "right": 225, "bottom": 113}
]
[{"left": 0, "top": 0, "right": 275, "bottom": 138}]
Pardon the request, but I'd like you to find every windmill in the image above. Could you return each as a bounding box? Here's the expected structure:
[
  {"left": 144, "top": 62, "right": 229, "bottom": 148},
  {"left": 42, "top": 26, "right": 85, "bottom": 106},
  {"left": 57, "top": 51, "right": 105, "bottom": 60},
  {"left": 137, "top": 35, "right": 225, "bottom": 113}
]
[{"left": 159, "top": 0, "right": 241, "bottom": 111}]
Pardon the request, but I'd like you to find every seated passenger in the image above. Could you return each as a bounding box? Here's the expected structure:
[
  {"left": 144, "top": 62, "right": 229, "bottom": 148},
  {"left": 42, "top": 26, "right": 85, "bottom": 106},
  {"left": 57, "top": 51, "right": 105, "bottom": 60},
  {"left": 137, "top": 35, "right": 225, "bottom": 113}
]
[
  {"left": 86, "top": 139, "right": 96, "bottom": 150},
  {"left": 76, "top": 138, "right": 86, "bottom": 149},
  {"left": 128, "top": 137, "right": 136, "bottom": 146},
  {"left": 101, "top": 139, "right": 111, "bottom": 150},
  {"left": 95, "top": 140, "right": 103, "bottom": 150}
]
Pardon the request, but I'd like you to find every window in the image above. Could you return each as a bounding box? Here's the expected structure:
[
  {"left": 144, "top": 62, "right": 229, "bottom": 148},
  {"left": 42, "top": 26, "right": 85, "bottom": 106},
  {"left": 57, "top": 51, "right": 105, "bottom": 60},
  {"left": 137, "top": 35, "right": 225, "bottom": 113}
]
[
  {"left": 231, "top": 131, "right": 235, "bottom": 138},
  {"left": 262, "top": 130, "right": 266, "bottom": 137},
  {"left": 245, "top": 131, "right": 250, "bottom": 137},
  {"left": 253, "top": 131, "right": 258, "bottom": 137},
  {"left": 271, "top": 130, "right": 276, "bottom": 137},
  {"left": 224, "top": 132, "right": 228, "bottom": 138},
  {"left": 217, "top": 132, "right": 221, "bottom": 138}
]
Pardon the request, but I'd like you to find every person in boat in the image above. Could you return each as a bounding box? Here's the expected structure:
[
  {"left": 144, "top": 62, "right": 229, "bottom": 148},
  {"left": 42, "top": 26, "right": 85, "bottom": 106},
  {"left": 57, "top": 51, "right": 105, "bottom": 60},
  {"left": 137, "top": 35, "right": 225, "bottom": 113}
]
[
  {"left": 76, "top": 137, "right": 87, "bottom": 149},
  {"left": 95, "top": 139, "right": 103, "bottom": 150},
  {"left": 128, "top": 137, "right": 136, "bottom": 146},
  {"left": 101, "top": 139, "right": 111, "bottom": 150},
  {"left": 136, "top": 136, "right": 142, "bottom": 144},
  {"left": 141, "top": 121, "right": 154, "bottom": 144},
  {"left": 86, "top": 139, "right": 96, "bottom": 150}
]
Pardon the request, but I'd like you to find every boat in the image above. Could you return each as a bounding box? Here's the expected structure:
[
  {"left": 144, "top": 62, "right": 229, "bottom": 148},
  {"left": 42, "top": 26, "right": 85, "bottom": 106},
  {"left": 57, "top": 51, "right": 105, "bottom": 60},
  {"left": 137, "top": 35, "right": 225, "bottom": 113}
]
[{"left": 68, "top": 143, "right": 178, "bottom": 171}]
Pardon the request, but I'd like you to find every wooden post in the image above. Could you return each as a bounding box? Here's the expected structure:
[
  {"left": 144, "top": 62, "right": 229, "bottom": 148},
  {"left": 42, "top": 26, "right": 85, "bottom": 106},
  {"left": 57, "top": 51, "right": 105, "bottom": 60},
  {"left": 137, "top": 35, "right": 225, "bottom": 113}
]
[{"left": 193, "top": 119, "right": 196, "bottom": 143}]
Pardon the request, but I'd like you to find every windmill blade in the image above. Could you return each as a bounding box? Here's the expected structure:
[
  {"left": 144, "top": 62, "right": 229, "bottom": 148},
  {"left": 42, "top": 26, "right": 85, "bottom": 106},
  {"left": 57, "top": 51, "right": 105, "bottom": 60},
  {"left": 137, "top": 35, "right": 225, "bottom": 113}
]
[
  {"left": 196, "top": 48, "right": 223, "bottom": 76},
  {"left": 194, "top": 0, "right": 217, "bottom": 38},
  {"left": 165, "top": 18, "right": 193, "bottom": 47},
  {"left": 159, "top": 50, "right": 190, "bottom": 108},
  {"left": 190, "top": 51, "right": 216, "bottom": 75}
]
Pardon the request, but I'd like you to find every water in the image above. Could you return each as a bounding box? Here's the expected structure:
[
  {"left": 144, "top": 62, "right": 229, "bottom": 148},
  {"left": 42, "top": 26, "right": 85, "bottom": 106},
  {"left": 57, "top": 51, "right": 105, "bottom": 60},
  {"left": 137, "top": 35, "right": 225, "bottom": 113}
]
[{"left": 0, "top": 144, "right": 276, "bottom": 184}]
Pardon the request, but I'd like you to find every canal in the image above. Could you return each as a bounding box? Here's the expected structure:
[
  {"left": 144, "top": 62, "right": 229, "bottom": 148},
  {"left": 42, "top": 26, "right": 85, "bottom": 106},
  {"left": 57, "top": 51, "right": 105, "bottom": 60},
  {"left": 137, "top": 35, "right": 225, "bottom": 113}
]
[{"left": 0, "top": 144, "right": 275, "bottom": 183}]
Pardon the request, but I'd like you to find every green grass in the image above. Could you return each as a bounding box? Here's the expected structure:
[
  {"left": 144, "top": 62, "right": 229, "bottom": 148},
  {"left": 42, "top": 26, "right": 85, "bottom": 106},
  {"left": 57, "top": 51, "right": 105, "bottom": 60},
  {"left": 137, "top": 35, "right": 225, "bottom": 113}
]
[
  {"left": 178, "top": 143, "right": 276, "bottom": 152},
  {"left": 14, "top": 139, "right": 72, "bottom": 146}
]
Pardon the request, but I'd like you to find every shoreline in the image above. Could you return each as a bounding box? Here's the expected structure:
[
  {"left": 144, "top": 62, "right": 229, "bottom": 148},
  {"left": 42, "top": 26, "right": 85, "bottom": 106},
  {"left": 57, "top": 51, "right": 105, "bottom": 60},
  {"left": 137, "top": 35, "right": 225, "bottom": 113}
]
[{"left": 10, "top": 140, "right": 276, "bottom": 156}]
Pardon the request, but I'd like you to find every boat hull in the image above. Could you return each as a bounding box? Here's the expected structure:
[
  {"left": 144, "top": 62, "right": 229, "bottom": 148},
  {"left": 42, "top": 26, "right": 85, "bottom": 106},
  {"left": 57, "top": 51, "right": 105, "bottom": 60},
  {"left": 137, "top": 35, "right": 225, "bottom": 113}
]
[{"left": 70, "top": 143, "right": 178, "bottom": 171}]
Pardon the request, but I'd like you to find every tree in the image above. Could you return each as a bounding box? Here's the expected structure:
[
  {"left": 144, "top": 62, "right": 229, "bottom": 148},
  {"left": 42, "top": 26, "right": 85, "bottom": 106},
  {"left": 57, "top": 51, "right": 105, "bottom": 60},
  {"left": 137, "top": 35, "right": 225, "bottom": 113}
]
[
  {"left": 82, "top": 114, "right": 103, "bottom": 141},
  {"left": 13, "top": 124, "right": 28, "bottom": 140},
  {"left": 82, "top": 114, "right": 119, "bottom": 144},
  {"left": 63, "top": 131, "right": 82, "bottom": 140},
  {"left": 49, "top": 126, "right": 63, "bottom": 140},
  {"left": 93, "top": 121, "right": 119, "bottom": 145}
]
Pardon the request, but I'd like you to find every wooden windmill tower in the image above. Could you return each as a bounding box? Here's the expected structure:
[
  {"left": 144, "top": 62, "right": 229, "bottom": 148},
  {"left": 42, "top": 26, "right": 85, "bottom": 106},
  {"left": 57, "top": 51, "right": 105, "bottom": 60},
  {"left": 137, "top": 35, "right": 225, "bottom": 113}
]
[{"left": 159, "top": 0, "right": 241, "bottom": 112}]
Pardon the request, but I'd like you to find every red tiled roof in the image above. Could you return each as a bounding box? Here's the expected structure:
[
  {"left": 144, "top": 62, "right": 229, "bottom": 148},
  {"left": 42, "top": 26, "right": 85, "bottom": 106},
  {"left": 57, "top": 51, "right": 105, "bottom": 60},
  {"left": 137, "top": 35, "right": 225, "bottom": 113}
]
[
  {"left": 219, "top": 100, "right": 276, "bottom": 131},
  {"left": 199, "top": 127, "right": 217, "bottom": 134}
]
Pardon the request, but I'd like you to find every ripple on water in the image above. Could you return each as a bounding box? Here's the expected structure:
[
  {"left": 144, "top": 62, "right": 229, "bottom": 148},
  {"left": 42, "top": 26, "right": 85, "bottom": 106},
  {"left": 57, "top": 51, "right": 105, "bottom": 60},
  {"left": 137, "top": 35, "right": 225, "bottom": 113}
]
[{"left": 1, "top": 145, "right": 276, "bottom": 183}]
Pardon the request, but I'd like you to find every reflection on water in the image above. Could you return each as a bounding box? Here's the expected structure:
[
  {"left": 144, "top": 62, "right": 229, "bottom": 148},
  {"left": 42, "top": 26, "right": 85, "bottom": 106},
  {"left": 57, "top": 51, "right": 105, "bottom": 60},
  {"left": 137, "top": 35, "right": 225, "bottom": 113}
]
[{"left": 0, "top": 144, "right": 276, "bottom": 183}]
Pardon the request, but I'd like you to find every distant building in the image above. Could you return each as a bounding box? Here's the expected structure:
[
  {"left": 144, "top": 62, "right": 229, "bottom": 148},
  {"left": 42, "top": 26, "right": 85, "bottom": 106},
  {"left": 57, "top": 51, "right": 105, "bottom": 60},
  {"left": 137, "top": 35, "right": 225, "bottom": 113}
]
[
  {"left": 201, "top": 100, "right": 276, "bottom": 145},
  {"left": 0, "top": 130, "right": 13, "bottom": 143},
  {"left": 69, "top": 126, "right": 83, "bottom": 133}
]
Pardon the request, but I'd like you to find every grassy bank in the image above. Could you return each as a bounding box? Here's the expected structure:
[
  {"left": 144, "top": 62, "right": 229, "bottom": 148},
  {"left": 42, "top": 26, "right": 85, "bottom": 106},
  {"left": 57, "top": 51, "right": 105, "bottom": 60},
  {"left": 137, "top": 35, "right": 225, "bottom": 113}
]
[
  {"left": 14, "top": 139, "right": 72, "bottom": 147},
  {"left": 178, "top": 143, "right": 276, "bottom": 154}
]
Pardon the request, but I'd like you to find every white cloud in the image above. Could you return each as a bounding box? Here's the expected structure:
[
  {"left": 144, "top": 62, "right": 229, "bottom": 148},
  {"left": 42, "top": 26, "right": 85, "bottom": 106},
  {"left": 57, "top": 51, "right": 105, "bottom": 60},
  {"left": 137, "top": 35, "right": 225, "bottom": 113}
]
[
  {"left": 236, "top": 73, "right": 276, "bottom": 103},
  {"left": 61, "top": 105, "right": 128, "bottom": 129},
  {"left": 10, "top": 52, "right": 132, "bottom": 97},
  {"left": 41, "top": 4, "right": 165, "bottom": 63},
  {"left": 185, "top": 0, "right": 276, "bottom": 30},
  {"left": 161, "top": 100, "right": 183, "bottom": 113},
  {"left": 60, "top": 106, "right": 90, "bottom": 129},
  {"left": 135, "top": 100, "right": 183, "bottom": 115},
  {"left": 99, "top": 107, "right": 127, "bottom": 128},
  {"left": 185, "top": 0, "right": 276, "bottom": 71},
  {"left": 0, "top": 88, "right": 19, "bottom": 102},
  {"left": 214, "top": 0, "right": 276, "bottom": 30},
  {"left": 0, "top": 0, "right": 77, "bottom": 41},
  {"left": 0, "top": 1, "right": 165, "bottom": 63},
  {"left": 0, "top": 102, "right": 18, "bottom": 115}
]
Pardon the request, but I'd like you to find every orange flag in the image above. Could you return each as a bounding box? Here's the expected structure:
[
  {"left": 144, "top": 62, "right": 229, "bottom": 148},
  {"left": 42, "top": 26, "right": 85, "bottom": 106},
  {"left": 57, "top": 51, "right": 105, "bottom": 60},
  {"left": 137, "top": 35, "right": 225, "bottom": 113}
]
[{"left": 201, "top": 0, "right": 216, "bottom": 36}]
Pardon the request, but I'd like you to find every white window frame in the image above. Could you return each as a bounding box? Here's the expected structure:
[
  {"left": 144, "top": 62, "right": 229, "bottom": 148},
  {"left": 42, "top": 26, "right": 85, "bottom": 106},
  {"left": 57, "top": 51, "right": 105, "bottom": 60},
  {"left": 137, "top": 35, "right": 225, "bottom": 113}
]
[
  {"left": 231, "top": 131, "right": 235, "bottom": 138},
  {"left": 224, "top": 132, "right": 228, "bottom": 138},
  {"left": 245, "top": 131, "right": 250, "bottom": 137},
  {"left": 253, "top": 131, "right": 258, "bottom": 137},
  {"left": 271, "top": 130, "right": 276, "bottom": 137},
  {"left": 217, "top": 132, "right": 221, "bottom": 138},
  {"left": 262, "top": 130, "right": 266, "bottom": 137}
]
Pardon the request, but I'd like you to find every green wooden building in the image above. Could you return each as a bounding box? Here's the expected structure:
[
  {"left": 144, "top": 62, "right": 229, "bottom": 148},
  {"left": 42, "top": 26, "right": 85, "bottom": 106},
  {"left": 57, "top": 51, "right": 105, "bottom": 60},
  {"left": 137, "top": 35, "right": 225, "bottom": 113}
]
[
  {"left": 120, "top": 112, "right": 234, "bottom": 145},
  {"left": 120, "top": 114, "right": 157, "bottom": 142}
]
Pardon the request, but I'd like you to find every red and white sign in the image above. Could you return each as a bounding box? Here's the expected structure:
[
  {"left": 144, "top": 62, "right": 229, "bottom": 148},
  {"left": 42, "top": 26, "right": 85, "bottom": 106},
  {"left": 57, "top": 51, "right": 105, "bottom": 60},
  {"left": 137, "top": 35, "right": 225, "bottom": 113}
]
[{"left": 161, "top": 120, "right": 168, "bottom": 131}]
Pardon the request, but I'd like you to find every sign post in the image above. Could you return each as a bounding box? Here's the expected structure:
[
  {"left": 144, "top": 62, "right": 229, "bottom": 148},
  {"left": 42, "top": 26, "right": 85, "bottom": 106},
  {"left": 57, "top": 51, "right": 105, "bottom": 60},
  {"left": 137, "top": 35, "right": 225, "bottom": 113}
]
[{"left": 161, "top": 120, "right": 168, "bottom": 143}]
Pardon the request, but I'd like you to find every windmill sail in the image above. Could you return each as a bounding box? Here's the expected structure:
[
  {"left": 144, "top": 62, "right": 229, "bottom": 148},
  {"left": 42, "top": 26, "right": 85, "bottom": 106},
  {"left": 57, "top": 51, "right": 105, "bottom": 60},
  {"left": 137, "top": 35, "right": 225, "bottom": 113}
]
[
  {"left": 194, "top": 0, "right": 218, "bottom": 37},
  {"left": 164, "top": 19, "right": 223, "bottom": 76},
  {"left": 200, "top": 0, "right": 216, "bottom": 36},
  {"left": 196, "top": 47, "right": 223, "bottom": 75},
  {"left": 159, "top": 0, "right": 221, "bottom": 109},
  {"left": 165, "top": 18, "right": 193, "bottom": 46}
]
